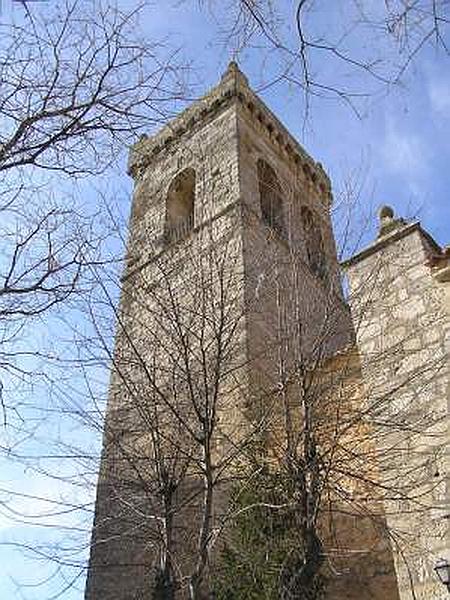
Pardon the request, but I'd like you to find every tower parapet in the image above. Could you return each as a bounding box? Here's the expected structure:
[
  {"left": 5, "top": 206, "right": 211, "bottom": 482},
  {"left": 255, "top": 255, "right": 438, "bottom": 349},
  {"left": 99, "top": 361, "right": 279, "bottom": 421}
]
[{"left": 128, "top": 62, "right": 331, "bottom": 204}]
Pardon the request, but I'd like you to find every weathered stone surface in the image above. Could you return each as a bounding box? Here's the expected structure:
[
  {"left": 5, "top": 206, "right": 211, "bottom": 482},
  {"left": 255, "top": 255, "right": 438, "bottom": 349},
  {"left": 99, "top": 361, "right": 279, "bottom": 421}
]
[
  {"left": 345, "top": 210, "right": 449, "bottom": 600},
  {"left": 84, "top": 65, "right": 450, "bottom": 600}
]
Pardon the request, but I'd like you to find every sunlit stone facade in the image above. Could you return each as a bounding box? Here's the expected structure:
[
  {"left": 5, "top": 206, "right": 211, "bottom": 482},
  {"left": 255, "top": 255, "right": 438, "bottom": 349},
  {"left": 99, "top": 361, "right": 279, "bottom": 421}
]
[{"left": 85, "top": 64, "right": 449, "bottom": 600}]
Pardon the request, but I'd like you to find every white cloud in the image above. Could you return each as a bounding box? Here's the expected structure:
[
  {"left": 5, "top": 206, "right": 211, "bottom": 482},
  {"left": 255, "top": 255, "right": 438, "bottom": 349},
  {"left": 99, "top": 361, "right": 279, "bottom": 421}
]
[
  {"left": 381, "top": 119, "right": 428, "bottom": 177},
  {"left": 428, "top": 78, "right": 450, "bottom": 116}
]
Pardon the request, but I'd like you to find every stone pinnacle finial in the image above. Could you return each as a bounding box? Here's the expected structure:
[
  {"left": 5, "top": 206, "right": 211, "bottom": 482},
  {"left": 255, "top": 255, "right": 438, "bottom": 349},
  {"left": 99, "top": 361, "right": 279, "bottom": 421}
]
[
  {"left": 379, "top": 205, "right": 394, "bottom": 220},
  {"left": 377, "top": 204, "right": 407, "bottom": 238},
  {"left": 226, "top": 61, "right": 239, "bottom": 74},
  {"left": 221, "top": 60, "right": 249, "bottom": 86}
]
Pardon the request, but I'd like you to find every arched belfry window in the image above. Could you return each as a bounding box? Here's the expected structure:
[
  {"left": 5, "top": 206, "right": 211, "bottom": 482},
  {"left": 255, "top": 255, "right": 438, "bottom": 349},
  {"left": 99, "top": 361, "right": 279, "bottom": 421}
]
[
  {"left": 301, "top": 206, "right": 327, "bottom": 280},
  {"left": 164, "top": 168, "right": 196, "bottom": 243},
  {"left": 257, "top": 159, "right": 285, "bottom": 237}
]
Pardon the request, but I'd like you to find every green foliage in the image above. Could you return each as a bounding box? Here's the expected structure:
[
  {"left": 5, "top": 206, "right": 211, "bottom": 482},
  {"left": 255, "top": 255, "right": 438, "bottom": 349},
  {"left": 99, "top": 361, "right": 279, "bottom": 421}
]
[{"left": 213, "top": 467, "right": 325, "bottom": 600}]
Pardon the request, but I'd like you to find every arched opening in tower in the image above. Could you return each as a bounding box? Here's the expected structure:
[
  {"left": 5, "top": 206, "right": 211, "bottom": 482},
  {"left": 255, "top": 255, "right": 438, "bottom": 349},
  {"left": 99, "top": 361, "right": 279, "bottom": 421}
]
[
  {"left": 165, "top": 168, "right": 196, "bottom": 242},
  {"left": 301, "top": 205, "right": 327, "bottom": 280},
  {"left": 257, "top": 159, "right": 285, "bottom": 238}
]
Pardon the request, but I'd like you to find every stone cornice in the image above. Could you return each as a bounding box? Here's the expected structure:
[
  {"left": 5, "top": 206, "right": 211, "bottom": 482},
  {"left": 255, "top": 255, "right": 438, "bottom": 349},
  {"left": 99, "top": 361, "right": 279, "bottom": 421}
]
[
  {"left": 342, "top": 221, "right": 444, "bottom": 269},
  {"left": 127, "top": 63, "right": 331, "bottom": 202},
  {"left": 121, "top": 199, "right": 241, "bottom": 283},
  {"left": 342, "top": 222, "right": 420, "bottom": 268}
]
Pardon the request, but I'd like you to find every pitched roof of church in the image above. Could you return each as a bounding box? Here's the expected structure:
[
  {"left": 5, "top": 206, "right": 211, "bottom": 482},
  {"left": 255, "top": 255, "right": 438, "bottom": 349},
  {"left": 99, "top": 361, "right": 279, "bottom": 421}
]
[{"left": 342, "top": 205, "right": 444, "bottom": 268}]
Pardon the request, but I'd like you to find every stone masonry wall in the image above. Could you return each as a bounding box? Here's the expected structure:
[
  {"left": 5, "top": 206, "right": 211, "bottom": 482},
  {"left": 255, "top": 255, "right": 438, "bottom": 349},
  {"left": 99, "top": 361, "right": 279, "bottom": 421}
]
[
  {"left": 236, "top": 102, "right": 354, "bottom": 395},
  {"left": 86, "top": 87, "right": 248, "bottom": 599},
  {"left": 346, "top": 222, "right": 449, "bottom": 600}
]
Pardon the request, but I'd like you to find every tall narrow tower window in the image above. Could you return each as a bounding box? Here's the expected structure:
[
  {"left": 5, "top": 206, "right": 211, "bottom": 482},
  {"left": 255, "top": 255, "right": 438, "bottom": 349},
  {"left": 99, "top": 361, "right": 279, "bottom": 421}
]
[
  {"left": 257, "top": 159, "right": 285, "bottom": 237},
  {"left": 301, "top": 206, "right": 327, "bottom": 280},
  {"left": 165, "top": 168, "right": 196, "bottom": 243}
]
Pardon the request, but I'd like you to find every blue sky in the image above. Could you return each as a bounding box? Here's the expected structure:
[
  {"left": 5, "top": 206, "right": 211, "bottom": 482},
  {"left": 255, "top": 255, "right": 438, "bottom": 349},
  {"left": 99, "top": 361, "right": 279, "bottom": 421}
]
[{"left": 0, "top": 1, "right": 449, "bottom": 598}]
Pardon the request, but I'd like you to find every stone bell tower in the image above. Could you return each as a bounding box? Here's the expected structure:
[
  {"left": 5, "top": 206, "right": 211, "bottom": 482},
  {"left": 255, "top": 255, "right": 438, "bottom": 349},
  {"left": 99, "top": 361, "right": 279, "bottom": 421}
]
[{"left": 84, "top": 63, "right": 372, "bottom": 599}]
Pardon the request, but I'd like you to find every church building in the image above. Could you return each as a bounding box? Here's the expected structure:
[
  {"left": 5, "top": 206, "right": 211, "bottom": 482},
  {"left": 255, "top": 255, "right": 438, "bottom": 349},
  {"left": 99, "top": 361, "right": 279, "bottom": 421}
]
[{"left": 85, "top": 63, "right": 449, "bottom": 600}]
